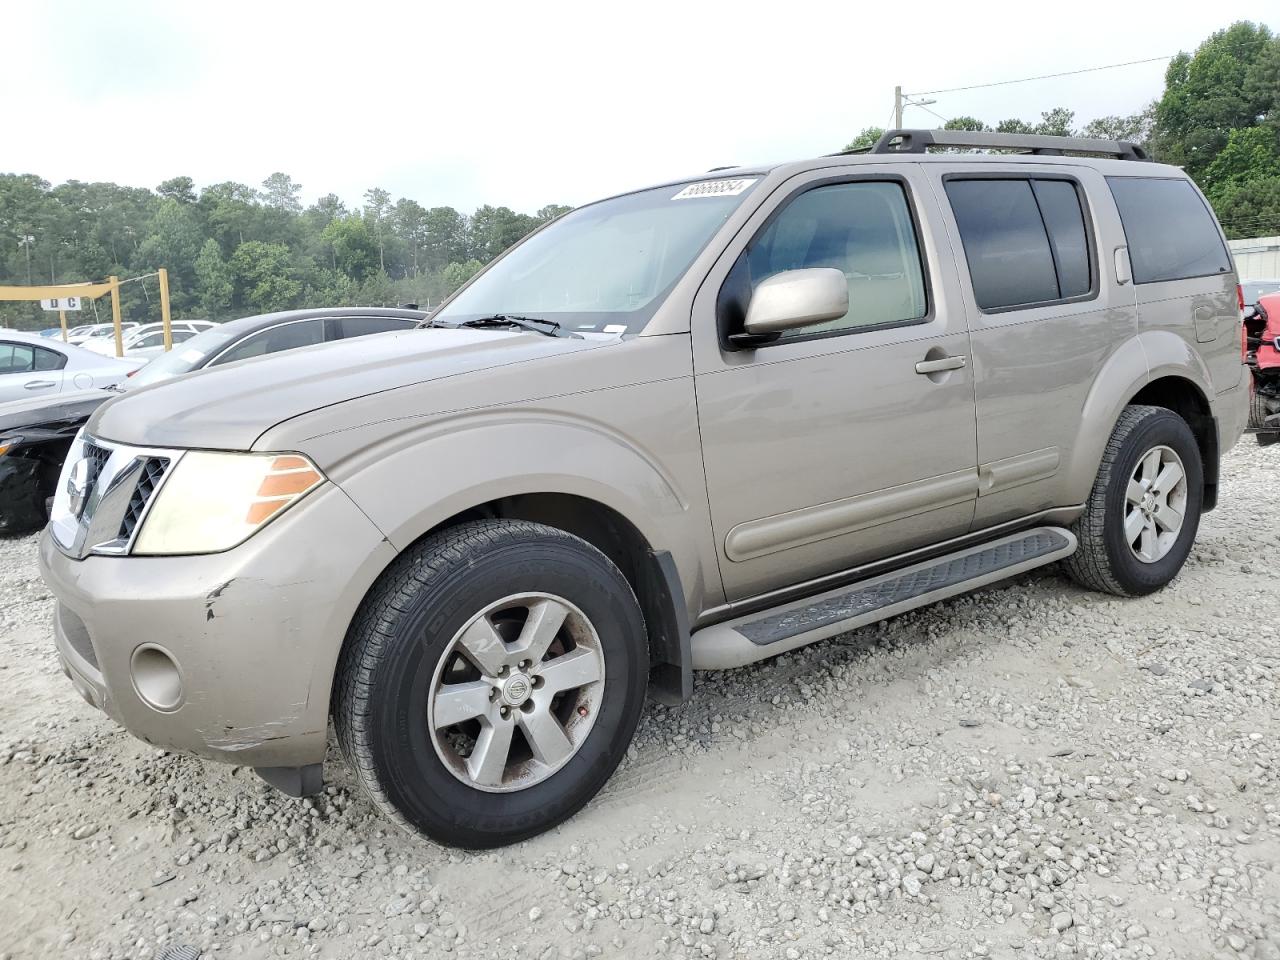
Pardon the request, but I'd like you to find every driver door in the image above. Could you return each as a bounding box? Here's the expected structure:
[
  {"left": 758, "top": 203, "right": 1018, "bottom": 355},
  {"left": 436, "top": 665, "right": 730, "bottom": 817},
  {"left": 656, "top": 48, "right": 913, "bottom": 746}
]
[{"left": 691, "top": 168, "right": 979, "bottom": 601}]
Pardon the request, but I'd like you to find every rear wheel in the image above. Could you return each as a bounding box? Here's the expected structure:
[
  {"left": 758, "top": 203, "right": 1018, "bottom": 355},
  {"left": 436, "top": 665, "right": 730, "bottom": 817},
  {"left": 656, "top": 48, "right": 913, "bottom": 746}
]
[
  {"left": 333, "top": 519, "right": 647, "bottom": 848},
  {"left": 1065, "top": 405, "right": 1203, "bottom": 597}
]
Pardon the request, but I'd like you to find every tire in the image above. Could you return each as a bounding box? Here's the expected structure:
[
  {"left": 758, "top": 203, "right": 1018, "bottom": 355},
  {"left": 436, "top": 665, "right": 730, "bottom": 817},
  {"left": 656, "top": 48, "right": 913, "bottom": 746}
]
[
  {"left": 1249, "top": 387, "right": 1271, "bottom": 430},
  {"left": 333, "top": 518, "right": 647, "bottom": 848},
  {"left": 1064, "top": 405, "right": 1203, "bottom": 597}
]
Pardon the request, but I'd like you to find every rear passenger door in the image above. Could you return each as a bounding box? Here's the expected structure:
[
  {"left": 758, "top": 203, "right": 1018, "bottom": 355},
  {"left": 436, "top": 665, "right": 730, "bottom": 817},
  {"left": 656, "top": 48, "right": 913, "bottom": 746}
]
[
  {"left": 1106, "top": 176, "right": 1238, "bottom": 394},
  {"left": 927, "top": 164, "right": 1136, "bottom": 529}
]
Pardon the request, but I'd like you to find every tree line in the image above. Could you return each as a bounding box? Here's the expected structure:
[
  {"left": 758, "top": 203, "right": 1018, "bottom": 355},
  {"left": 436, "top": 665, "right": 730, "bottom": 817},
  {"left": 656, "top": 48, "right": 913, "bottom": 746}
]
[
  {"left": 844, "top": 21, "right": 1279, "bottom": 245},
  {"left": 1, "top": 21, "right": 1275, "bottom": 331},
  {"left": 0, "top": 169, "right": 571, "bottom": 329}
]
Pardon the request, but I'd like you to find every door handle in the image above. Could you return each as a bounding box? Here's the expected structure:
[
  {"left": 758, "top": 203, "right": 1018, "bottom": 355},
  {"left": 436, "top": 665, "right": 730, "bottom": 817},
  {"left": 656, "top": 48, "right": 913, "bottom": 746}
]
[
  {"left": 24, "top": 379, "right": 56, "bottom": 390},
  {"left": 915, "top": 355, "right": 967, "bottom": 374}
]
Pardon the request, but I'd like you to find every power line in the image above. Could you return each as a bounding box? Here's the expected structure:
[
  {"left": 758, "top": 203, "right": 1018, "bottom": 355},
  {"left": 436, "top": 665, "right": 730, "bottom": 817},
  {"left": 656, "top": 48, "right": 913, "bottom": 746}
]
[{"left": 908, "top": 55, "right": 1173, "bottom": 97}]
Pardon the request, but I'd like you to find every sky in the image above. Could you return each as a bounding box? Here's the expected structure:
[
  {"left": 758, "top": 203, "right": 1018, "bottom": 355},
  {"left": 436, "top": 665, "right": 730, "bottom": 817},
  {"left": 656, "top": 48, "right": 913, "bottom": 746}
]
[{"left": 4, "top": 0, "right": 1276, "bottom": 214}]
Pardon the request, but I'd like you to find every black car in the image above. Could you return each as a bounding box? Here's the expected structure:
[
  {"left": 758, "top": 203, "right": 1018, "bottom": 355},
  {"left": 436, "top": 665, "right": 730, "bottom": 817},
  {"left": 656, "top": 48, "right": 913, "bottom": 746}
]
[{"left": 0, "top": 307, "right": 427, "bottom": 534}]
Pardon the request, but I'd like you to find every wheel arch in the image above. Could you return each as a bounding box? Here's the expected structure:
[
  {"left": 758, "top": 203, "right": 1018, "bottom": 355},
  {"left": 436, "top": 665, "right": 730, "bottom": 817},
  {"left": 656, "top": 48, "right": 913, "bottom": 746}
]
[
  {"left": 331, "top": 491, "right": 694, "bottom": 715},
  {"left": 1127, "top": 376, "right": 1219, "bottom": 511}
]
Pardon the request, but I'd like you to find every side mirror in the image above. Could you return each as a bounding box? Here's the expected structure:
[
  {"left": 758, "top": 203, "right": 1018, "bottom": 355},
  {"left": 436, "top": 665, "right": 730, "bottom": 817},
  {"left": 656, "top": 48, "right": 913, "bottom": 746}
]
[{"left": 733, "top": 268, "right": 849, "bottom": 348}]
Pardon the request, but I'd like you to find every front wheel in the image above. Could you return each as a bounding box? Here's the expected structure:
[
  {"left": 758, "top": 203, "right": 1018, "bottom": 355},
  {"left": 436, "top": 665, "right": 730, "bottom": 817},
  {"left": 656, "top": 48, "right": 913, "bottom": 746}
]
[
  {"left": 334, "top": 519, "right": 648, "bottom": 848},
  {"left": 1065, "top": 405, "right": 1203, "bottom": 597}
]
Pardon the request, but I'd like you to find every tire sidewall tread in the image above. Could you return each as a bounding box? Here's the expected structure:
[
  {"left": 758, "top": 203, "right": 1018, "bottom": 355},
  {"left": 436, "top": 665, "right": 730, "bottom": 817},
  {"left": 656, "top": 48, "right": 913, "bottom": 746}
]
[{"left": 334, "top": 519, "right": 647, "bottom": 848}]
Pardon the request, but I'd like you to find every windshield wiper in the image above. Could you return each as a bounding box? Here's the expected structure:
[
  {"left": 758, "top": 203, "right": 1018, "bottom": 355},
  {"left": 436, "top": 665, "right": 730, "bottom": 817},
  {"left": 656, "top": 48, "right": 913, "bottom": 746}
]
[{"left": 448, "top": 314, "right": 582, "bottom": 339}]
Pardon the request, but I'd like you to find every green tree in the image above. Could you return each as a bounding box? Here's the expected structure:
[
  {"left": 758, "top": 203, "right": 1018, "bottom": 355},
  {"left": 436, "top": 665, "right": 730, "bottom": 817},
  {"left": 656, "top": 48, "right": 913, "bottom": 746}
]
[
  {"left": 1203, "top": 125, "right": 1280, "bottom": 194},
  {"left": 1081, "top": 109, "right": 1154, "bottom": 145},
  {"left": 536, "top": 204, "right": 573, "bottom": 223},
  {"left": 441, "top": 259, "right": 484, "bottom": 295},
  {"left": 193, "top": 238, "right": 233, "bottom": 317},
  {"left": 468, "top": 205, "right": 538, "bottom": 262},
  {"left": 364, "top": 187, "right": 392, "bottom": 273},
  {"left": 842, "top": 127, "right": 885, "bottom": 152},
  {"left": 943, "top": 116, "right": 987, "bottom": 131},
  {"left": 320, "top": 215, "right": 379, "bottom": 281},
  {"left": 230, "top": 241, "right": 300, "bottom": 313},
  {"left": 261, "top": 172, "right": 302, "bottom": 213},
  {"left": 157, "top": 176, "right": 197, "bottom": 204},
  {"left": 1211, "top": 176, "right": 1280, "bottom": 238},
  {"left": 1152, "top": 22, "right": 1280, "bottom": 177}
]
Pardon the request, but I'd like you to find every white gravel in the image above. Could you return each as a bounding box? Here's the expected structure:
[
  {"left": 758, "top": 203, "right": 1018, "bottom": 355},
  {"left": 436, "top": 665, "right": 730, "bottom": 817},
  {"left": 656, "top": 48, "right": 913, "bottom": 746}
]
[{"left": 2, "top": 440, "right": 1279, "bottom": 960}]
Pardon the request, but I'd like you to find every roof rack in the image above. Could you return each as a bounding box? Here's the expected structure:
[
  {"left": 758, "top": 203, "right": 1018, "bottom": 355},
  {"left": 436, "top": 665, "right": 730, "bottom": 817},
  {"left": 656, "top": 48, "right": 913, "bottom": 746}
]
[{"left": 852, "top": 129, "right": 1148, "bottom": 161}]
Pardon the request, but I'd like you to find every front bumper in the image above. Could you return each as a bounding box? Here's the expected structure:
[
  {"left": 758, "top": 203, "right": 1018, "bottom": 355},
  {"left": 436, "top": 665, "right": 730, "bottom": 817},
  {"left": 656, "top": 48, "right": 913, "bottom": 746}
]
[{"left": 38, "top": 482, "right": 397, "bottom": 768}]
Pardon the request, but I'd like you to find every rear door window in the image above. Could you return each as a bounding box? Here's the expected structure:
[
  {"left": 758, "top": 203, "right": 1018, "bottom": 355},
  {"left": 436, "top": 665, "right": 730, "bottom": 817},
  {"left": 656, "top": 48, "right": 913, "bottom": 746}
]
[
  {"left": 944, "top": 178, "right": 1094, "bottom": 310},
  {"left": 1107, "top": 177, "right": 1231, "bottom": 284},
  {"left": 33, "top": 346, "right": 67, "bottom": 370},
  {"left": 334, "top": 316, "right": 418, "bottom": 338}
]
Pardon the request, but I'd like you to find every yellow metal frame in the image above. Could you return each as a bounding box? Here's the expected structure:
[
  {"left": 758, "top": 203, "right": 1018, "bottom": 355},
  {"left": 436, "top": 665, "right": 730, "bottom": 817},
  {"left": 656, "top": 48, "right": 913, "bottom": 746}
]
[{"left": 0, "top": 269, "right": 172, "bottom": 357}]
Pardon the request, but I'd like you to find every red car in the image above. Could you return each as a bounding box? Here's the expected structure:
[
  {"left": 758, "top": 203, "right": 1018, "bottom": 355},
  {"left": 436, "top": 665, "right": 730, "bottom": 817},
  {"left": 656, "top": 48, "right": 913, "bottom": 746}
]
[{"left": 1245, "top": 290, "right": 1280, "bottom": 444}]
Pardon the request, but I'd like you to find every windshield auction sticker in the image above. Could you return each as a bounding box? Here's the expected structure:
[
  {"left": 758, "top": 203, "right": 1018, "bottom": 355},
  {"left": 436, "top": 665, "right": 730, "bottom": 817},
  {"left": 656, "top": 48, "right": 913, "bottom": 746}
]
[{"left": 671, "top": 178, "right": 758, "bottom": 200}]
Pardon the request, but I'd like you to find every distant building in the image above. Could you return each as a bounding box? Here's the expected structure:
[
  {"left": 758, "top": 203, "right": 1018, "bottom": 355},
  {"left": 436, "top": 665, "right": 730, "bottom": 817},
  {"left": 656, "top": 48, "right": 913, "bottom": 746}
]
[{"left": 1229, "top": 236, "right": 1280, "bottom": 280}]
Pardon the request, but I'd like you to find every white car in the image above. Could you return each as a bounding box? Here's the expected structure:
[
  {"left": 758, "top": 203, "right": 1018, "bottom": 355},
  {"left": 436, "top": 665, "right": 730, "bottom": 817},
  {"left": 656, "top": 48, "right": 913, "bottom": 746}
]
[
  {"left": 68, "top": 322, "right": 140, "bottom": 347},
  {"left": 82, "top": 321, "right": 218, "bottom": 357},
  {"left": 0, "top": 331, "right": 144, "bottom": 405}
]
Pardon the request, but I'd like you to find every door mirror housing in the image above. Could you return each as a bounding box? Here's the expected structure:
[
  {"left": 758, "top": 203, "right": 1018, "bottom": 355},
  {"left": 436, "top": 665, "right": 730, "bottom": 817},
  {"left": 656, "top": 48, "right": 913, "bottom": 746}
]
[{"left": 733, "top": 268, "right": 849, "bottom": 348}]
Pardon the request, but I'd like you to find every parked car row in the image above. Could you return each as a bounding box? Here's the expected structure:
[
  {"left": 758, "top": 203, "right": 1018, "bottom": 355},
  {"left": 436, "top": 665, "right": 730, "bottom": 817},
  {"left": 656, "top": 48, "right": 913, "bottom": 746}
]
[
  {"left": 0, "top": 308, "right": 427, "bottom": 533},
  {"left": 81, "top": 320, "right": 218, "bottom": 358}
]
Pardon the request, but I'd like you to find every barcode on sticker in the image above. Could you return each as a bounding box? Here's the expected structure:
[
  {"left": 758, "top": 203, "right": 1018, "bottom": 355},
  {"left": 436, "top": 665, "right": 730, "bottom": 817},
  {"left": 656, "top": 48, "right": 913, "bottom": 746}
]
[{"left": 672, "top": 178, "right": 757, "bottom": 200}]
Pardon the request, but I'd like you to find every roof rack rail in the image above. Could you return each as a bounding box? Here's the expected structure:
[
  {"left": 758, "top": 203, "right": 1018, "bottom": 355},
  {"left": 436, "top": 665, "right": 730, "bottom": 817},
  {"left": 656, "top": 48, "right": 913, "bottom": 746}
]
[{"left": 853, "top": 129, "right": 1148, "bottom": 161}]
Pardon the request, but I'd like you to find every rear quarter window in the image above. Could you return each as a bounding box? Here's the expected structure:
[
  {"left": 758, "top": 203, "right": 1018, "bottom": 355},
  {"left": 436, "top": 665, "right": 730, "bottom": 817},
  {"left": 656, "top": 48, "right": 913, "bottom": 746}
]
[{"left": 1107, "top": 177, "right": 1231, "bottom": 284}]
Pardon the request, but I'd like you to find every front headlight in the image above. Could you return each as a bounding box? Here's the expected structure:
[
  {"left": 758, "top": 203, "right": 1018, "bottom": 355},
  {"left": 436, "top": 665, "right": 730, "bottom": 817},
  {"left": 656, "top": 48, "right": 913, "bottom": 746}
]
[{"left": 133, "top": 451, "right": 324, "bottom": 555}]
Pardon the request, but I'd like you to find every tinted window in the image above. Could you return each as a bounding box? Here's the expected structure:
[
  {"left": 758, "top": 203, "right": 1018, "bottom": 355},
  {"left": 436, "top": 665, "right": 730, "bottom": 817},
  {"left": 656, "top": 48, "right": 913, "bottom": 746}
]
[
  {"left": 33, "top": 346, "right": 66, "bottom": 371},
  {"left": 1107, "top": 177, "right": 1230, "bottom": 283},
  {"left": 946, "top": 180, "right": 1059, "bottom": 309},
  {"left": 946, "top": 178, "right": 1094, "bottom": 309},
  {"left": 743, "top": 181, "right": 927, "bottom": 339},
  {"left": 335, "top": 316, "right": 417, "bottom": 338},
  {"left": 0, "top": 343, "right": 35, "bottom": 374},
  {"left": 1032, "top": 180, "right": 1091, "bottom": 298},
  {"left": 211, "top": 319, "right": 326, "bottom": 366}
]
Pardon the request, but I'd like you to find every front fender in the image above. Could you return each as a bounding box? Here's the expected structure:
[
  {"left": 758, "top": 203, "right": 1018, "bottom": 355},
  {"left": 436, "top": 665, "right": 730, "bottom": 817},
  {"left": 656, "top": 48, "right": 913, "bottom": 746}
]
[{"left": 330, "top": 402, "right": 719, "bottom": 620}]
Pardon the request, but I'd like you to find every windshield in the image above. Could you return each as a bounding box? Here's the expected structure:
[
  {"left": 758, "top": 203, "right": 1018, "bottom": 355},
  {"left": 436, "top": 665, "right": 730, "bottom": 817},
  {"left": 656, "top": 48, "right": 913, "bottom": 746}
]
[
  {"left": 435, "top": 178, "right": 760, "bottom": 335},
  {"left": 127, "top": 325, "right": 237, "bottom": 387}
]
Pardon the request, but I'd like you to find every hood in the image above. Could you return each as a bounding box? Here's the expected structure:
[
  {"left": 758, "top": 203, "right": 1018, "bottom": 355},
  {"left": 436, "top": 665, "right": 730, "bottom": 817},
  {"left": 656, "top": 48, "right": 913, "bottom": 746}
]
[
  {"left": 0, "top": 388, "right": 113, "bottom": 434},
  {"left": 89, "top": 327, "right": 608, "bottom": 450}
]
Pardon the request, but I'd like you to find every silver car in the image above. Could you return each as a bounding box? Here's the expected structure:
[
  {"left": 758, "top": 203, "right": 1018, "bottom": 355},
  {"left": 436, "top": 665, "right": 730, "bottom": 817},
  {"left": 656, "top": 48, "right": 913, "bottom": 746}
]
[{"left": 0, "top": 332, "right": 143, "bottom": 405}]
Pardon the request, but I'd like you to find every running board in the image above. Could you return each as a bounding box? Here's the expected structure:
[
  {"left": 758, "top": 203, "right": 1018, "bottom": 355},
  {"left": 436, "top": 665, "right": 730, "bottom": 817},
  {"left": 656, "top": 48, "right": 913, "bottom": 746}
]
[{"left": 691, "top": 527, "right": 1076, "bottom": 670}]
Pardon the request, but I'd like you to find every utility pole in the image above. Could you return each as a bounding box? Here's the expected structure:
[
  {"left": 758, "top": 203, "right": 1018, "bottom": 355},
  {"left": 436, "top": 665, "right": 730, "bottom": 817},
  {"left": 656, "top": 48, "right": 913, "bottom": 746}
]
[
  {"left": 894, "top": 85, "right": 903, "bottom": 129},
  {"left": 158, "top": 267, "right": 172, "bottom": 351}
]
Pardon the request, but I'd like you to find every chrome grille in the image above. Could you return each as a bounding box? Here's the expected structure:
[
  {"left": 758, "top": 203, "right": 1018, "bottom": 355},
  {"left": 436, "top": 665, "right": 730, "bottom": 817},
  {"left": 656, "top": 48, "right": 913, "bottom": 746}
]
[
  {"left": 49, "top": 435, "right": 184, "bottom": 558},
  {"left": 83, "top": 441, "right": 111, "bottom": 485},
  {"left": 119, "top": 457, "right": 169, "bottom": 541}
]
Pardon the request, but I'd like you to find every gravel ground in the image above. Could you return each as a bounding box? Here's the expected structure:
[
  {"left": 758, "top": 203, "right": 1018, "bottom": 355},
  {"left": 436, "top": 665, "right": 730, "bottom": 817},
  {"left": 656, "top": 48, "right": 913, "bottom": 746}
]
[{"left": 2, "top": 440, "right": 1278, "bottom": 960}]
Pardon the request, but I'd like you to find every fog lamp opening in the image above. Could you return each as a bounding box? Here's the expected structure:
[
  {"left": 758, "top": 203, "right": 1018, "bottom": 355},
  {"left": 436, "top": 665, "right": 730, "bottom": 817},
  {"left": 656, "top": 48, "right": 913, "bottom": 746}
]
[{"left": 130, "top": 644, "right": 184, "bottom": 712}]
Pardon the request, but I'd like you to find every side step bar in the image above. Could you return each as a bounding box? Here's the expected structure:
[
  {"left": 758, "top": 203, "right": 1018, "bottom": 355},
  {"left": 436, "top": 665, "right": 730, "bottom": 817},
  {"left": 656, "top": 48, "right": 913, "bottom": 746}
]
[{"left": 691, "top": 527, "right": 1076, "bottom": 670}]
